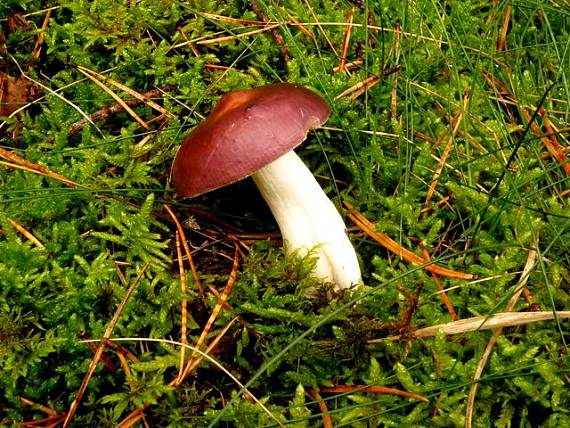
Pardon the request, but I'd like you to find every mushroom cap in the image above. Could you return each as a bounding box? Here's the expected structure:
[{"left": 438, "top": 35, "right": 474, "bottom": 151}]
[{"left": 171, "top": 83, "right": 330, "bottom": 198}]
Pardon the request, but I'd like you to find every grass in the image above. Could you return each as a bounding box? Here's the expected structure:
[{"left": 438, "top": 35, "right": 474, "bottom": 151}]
[{"left": 1, "top": 0, "right": 569, "bottom": 427}]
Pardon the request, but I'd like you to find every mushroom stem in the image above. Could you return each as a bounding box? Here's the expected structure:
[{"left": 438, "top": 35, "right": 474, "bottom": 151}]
[{"left": 251, "top": 150, "right": 362, "bottom": 291}]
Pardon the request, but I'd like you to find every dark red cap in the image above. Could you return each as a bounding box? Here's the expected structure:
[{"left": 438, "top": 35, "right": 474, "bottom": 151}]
[{"left": 171, "top": 83, "right": 330, "bottom": 198}]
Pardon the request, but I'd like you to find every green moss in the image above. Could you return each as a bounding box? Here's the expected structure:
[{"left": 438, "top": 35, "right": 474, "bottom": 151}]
[{"left": 1, "top": 0, "right": 568, "bottom": 426}]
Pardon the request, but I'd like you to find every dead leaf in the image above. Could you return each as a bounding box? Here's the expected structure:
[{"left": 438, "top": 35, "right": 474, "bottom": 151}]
[
  {"left": 0, "top": 72, "right": 41, "bottom": 117},
  {"left": 7, "top": 13, "right": 30, "bottom": 33}
]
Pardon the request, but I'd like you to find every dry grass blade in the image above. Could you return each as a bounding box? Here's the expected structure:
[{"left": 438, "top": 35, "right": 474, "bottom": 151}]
[
  {"left": 62, "top": 262, "right": 149, "bottom": 428},
  {"left": 201, "top": 12, "right": 266, "bottom": 26},
  {"left": 175, "top": 232, "right": 188, "bottom": 382},
  {"left": 0, "top": 147, "right": 79, "bottom": 188},
  {"left": 465, "top": 239, "right": 537, "bottom": 428},
  {"left": 68, "top": 86, "right": 175, "bottom": 136},
  {"left": 195, "top": 24, "right": 280, "bottom": 46},
  {"left": 3, "top": 216, "right": 45, "bottom": 249},
  {"left": 76, "top": 67, "right": 151, "bottom": 131},
  {"left": 381, "top": 311, "right": 569, "bottom": 340},
  {"left": 311, "top": 385, "right": 429, "bottom": 403},
  {"left": 344, "top": 201, "right": 475, "bottom": 280},
  {"left": 391, "top": 21, "right": 401, "bottom": 120},
  {"left": 163, "top": 204, "right": 205, "bottom": 299},
  {"left": 335, "top": 75, "right": 380, "bottom": 101}
]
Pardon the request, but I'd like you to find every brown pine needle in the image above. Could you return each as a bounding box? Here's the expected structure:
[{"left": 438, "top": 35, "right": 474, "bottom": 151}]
[
  {"left": 175, "top": 232, "right": 188, "bottom": 382},
  {"left": 26, "top": 7, "right": 51, "bottom": 71},
  {"left": 337, "top": 10, "right": 354, "bottom": 73},
  {"left": 76, "top": 67, "right": 151, "bottom": 131},
  {"left": 344, "top": 201, "right": 475, "bottom": 280},
  {"left": 306, "top": 389, "right": 333, "bottom": 428},
  {"left": 117, "top": 318, "right": 240, "bottom": 428},
  {"left": 163, "top": 204, "right": 205, "bottom": 300},
  {"left": 482, "top": 71, "right": 570, "bottom": 176},
  {"left": 419, "top": 244, "right": 458, "bottom": 321},
  {"left": 170, "top": 316, "right": 239, "bottom": 384},
  {"left": 286, "top": 13, "right": 314, "bottom": 40},
  {"left": 0, "top": 147, "right": 79, "bottom": 188},
  {"left": 18, "top": 397, "right": 59, "bottom": 417},
  {"left": 4, "top": 216, "right": 45, "bottom": 249},
  {"left": 176, "top": 246, "right": 240, "bottom": 384},
  {"left": 424, "top": 89, "right": 470, "bottom": 207},
  {"left": 311, "top": 385, "right": 429, "bottom": 403},
  {"left": 497, "top": 2, "right": 511, "bottom": 52},
  {"left": 522, "top": 106, "right": 570, "bottom": 176},
  {"left": 116, "top": 351, "right": 134, "bottom": 381},
  {"left": 62, "top": 262, "right": 149, "bottom": 428}
]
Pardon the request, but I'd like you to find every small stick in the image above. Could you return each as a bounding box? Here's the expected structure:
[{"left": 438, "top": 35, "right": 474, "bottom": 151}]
[
  {"left": 248, "top": 0, "right": 291, "bottom": 62},
  {"left": 63, "top": 263, "right": 149, "bottom": 428}
]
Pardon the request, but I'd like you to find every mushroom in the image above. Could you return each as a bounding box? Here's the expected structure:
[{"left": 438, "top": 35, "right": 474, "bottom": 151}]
[{"left": 172, "top": 83, "right": 361, "bottom": 291}]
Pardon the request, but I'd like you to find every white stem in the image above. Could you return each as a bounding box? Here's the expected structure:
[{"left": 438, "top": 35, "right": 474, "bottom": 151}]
[{"left": 251, "top": 151, "right": 362, "bottom": 291}]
